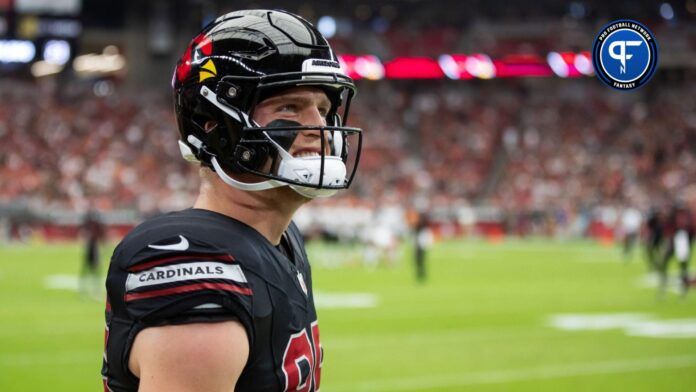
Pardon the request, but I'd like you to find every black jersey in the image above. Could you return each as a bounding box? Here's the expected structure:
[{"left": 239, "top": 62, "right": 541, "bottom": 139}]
[{"left": 102, "top": 209, "right": 323, "bottom": 392}]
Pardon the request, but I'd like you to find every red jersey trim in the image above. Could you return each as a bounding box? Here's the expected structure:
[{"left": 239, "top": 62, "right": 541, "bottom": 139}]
[
  {"left": 128, "top": 253, "right": 235, "bottom": 272},
  {"left": 124, "top": 282, "right": 252, "bottom": 302}
]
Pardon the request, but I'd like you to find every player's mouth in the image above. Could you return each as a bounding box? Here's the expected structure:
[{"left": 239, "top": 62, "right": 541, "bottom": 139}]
[{"left": 292, "top": 148, "right": 322, "bottom": 158}]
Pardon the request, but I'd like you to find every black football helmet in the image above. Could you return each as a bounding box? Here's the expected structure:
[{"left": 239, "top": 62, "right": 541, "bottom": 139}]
[{"left": 173, "top": 9, "right": 362, "bottom": 198}]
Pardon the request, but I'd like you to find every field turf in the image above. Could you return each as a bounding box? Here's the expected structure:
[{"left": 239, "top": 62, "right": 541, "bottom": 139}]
[{"left": 1, "top": 239, "right": 695, "bottom": 391}]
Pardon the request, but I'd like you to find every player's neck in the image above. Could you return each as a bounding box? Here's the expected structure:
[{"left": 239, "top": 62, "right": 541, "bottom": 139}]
[{"left": 194, "top": 176, "right": 307, "bottom": 246}]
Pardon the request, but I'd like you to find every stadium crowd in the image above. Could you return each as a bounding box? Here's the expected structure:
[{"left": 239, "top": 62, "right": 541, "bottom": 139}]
[
  {"left": 1, "top": 76, "right": 694, "bottom": 238},
  {"left": 0, "top": 80, "right": 196, "bottom": 214}
]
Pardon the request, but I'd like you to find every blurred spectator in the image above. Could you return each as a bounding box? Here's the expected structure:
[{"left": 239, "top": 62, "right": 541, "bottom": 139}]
[{"left": 1, "top": 76, "right": 694, "bottom": 239}]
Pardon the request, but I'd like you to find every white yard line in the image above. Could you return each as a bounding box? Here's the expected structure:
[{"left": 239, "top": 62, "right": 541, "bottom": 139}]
[
  {"left": 627, "top": 319, "right": 696, "bottom": 339},
  {"left": 331, "top": 355, "right": 696, "bottom": 391},
  {"left": 43, "top": 274, "right": 80, "bottom": 291},
  {"left": 314, "top": 291, "right": 379, "bottom": 309},
  {"left": 548, "top": 312, "right": 696, "bottom": 339},
  {"left": 548, "top": 313, "right": 652, "bottom": 331}
]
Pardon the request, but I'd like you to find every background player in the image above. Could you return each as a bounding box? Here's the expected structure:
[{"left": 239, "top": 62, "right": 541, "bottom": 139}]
[
  {"left": 657, "top": 203, "right": 694, "bottom": 297},
  {"left": 414, "top": 211, "right": 433, "bottom": 283},
  {"left": 79, "top": 207, "right": 104, "bottom": 299},
  {"left": 102, "top": 10, "right": 362, "bottom": 391},
  {"left": 619, "top": 206, "right": 642, "bottom": 262},
  {"left": 644, "top": 206, "right": 664, "bottom": 272}
]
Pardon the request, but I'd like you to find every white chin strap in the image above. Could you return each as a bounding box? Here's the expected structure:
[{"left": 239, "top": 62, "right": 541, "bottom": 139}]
[
  {"left": 210, "top": 155, "right": 346, "bottom": 198},
  {"left": 211, "top": 156, "right": 283, "bottom": 191}
]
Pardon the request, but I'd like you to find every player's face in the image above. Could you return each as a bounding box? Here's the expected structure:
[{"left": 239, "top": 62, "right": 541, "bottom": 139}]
[{"left": 252, "top": 86, "right": 332, "bottom": 157}]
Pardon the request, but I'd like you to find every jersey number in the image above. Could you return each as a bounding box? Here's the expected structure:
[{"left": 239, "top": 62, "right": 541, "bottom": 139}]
[{"left": 282, "top": 321, "right": 322, "bottom": 391}]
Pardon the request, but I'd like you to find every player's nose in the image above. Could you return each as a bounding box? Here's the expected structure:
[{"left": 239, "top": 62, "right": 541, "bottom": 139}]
[
  {"left": 298, "top": 106, "right": 327, "bottom": 139},
  {"left": 299, "top": 105, "right": 327, "bottom": 128},
  {"left": 296, "top": 107, "right": 330, "bottom": 154}
]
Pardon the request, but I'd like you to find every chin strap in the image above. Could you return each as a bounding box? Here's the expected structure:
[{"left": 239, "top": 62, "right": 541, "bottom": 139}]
[
  {"left": 210, "top": 156, "right": 284, "bottom": 191},
  {"left": 211, "top": 156, "right": 340, "bottom": 198}
]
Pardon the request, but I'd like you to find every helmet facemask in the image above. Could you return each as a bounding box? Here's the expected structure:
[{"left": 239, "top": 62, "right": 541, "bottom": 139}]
[
  {"left": 172, "top": 10, "right": 363, "bottom": 198},
  {"left": 197, "top": 75, "right": 362, "bottom": 198}
]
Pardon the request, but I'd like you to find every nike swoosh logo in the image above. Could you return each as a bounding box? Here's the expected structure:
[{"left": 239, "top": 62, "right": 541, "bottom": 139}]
[{"left": 148, "top": 235, "right": 189, "bottom": 251}]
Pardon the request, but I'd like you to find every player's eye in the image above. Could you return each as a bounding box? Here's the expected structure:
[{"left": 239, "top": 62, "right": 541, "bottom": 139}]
[
  {"left": 318, "top": 106, "right": 330, "bottom": 117},
  {"left": 277, "top": 104, "right": 298, "bottom": 113}
]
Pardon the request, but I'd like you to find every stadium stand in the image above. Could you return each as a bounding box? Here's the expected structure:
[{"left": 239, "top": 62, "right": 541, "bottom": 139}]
[
  {"left": 1, "top": 0, "right": 694, "bottom": 241},
  {"left": 1, "top": 75, "right": 694, "bottom": 240}
]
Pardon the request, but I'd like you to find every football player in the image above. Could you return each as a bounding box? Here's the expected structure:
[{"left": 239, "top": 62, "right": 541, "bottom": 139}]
[
  {"left": 657, "top": 203, "right": 694, "bottom": 296},
  {"left": 80, "top": 207, "right": 104, "bottom": 298},
  {"left": 414, "top": 211, "right": 433, "bottom": 283},
  {"left": 619, "top": 206, "right": 642, "bottom": 262},
  {"left": 102, "top": 10, "right": 362, "bottom": 391},
  {"left": 644, "top": 206, "right": 664, "bottom": 272}
]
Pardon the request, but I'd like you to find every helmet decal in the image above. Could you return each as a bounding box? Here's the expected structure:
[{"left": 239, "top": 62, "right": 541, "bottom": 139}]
[
  {"left": 199, "top": 59, "right": 217, "bottom": 82},
  {"left": 175, "top": 33, "right": 213, "bottom": 84}
]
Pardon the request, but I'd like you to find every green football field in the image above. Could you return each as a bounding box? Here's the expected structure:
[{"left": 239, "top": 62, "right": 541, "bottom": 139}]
[{"left": 1, "top": 239, "right": 695, "bottom": 391}]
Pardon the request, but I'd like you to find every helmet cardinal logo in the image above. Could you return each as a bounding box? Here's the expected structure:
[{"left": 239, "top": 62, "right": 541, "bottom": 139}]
[
  {"left": 175, "top": 33, "right": 214, "bottom": 83},
  {"left": 199, "top": 59, "right": 217, "bottom": 82}
]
